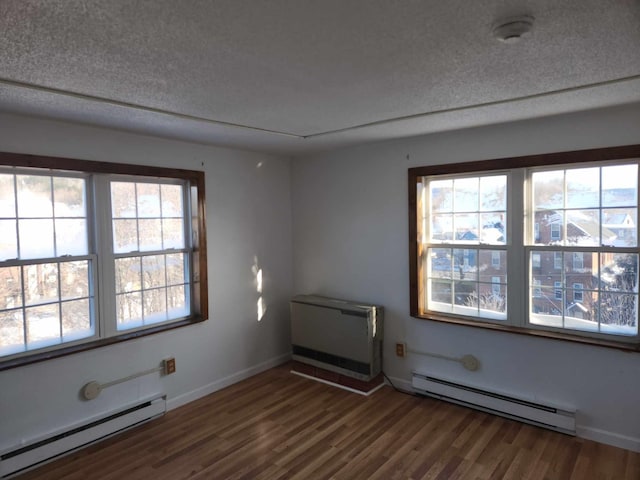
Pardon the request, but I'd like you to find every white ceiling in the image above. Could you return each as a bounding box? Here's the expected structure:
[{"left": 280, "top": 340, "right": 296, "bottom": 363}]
[{"left": 1, "top": 0, "right": 639, "bottom": 155}]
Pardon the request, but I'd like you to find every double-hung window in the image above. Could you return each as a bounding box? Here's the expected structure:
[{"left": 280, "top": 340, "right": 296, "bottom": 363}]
[
  {"left": 0, "top": 152, "right": 207, "bottom": 369},
  {"left": 409, "top": 144, "right": 640, "bottom": 350}
]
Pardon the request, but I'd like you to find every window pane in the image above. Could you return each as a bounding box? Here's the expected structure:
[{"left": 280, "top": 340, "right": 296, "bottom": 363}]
[
  {"left": 143, "top": 288, "right": 167, "bottom": 323},
  {"left": 566, "top": 168, "right": 599, "bottom": 209},
  {"left": 25, "top": 304, "right": 60, "bottom": 344},
  {"left": 0, "top": 174, "right": 16, "bottom": 217},
  {"left": 0, "top": 266, "right": 22, "bottom": 309},
  {"left": 565, "top": 252, "right": 597, "bottom": 289},
  {"left": 480, "top": 176, "right": 506, "bottom": 211},
  {"left": 532, "top": 170, "right": 563, "bottom": 210},
  {"left": 0, "top": 310, "right": 24, "bottom": 355},
  {"left": 111, "top": 182, "right": 137, "bottom": 218},
  {"left": 601, "top": 253, "right": 637, "bottom": 293},
  {"left": 480, "top": 212, "right": 506, "bottom": 244},
  {"left": 429, "top": 248, "right": 452, "bottom": 279},
  {"left": 137, "top": 183, "right": 161, "bottom": 218},
  {"left": 60, "top": 261, "right": 90, "bottom": 300},
  {"left": 117, "top": 292, "right": 142, "bottom": 328},
  {"left": 161, "top": 184, "right": 183, "bottom": 217},
  {"left": 600, "top": 292, "right": 637, "bottom": 336},
  {"left": 530, "top": 290, "right": 564, "bottom": 328},
  {"left": 115, "top": 257, "right": 141, "bottom": 293},
  {"left": 479, "top": 250, "right": 507, "bottom": 278},
  {"left": 453, "top": 281, "right": 476, "bottom": 310},
  {"left": 602, "top": 164, "right": 637, "bottom": 207},
  {"left": 138, "top": 219, "right": 162, "bottom": 251},
  {"left": 454, "top": 213, "right": 478, "bottom": 241},
  {"left": 55, "top": 219, "right": 88, "bottom": 256},
  {"left": 24, "top": 263, "right": 59, "bottom": 306},
  {"left": 453, "top": 178, "right": 478, "bottom": 212},
  {"left": 61, "top": 299, "right": 92, "bottom": 338},
  {"left": 533, "top": 211, "right": 563, "bottom": 245},
  {"left": 430, "top": 179, "right": 452, "bottom": 212},
  {"left": 603, "top": 208, "right": 637, "bottom": 247},
  {"left": 166, "top": 253, "right": 186, "bottom": 285},
  {"left": 566, "top": 210, "right": 599, "bottom": 246},
  {"left": 142, "top": 255, "right": 166, "bottom": 289},
  {"left": 162, "top": 218, "right": 185, "bottom": 249},
  {"left": 431, "top": 214, "right": 453, "bottom": 241},
  {"left": 19, "top": 219, "right": 54, "bottom": 258},
  {"left": 53, "top": 177, "right": 86, "bottom": 217},
  {"left": 477, "top": 282, "right": 506, "bottom": 319},
  {"left": 453, "top": 248, "right": 477, "bottom": 281},
  {"left": 17, "top": 175, "right": 52, "bottom": 218},
  {"left": 167, "top": 285, "right": 188, "bottom": 317},
  {"left": 0, "top": 220, "right": 17, "bottom": 261},
  {"left": 429, "top": 279, "right": 452, "bottom": 310},
  {"left": 113, "top": 219, "right": 138, "bottom": 253}
]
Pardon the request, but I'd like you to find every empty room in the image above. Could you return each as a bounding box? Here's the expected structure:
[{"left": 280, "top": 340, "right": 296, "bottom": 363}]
[{"left": 0, "top": 1, "right": 639, "bottom": 479}]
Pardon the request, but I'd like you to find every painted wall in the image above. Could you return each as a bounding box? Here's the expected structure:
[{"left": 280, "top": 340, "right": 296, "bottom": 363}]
[
  {"left": 291, "top": 103, "right": 640, "bottom": 451},
  {"left": 0, "top": 113, "right": 293, "bottom": 451}
]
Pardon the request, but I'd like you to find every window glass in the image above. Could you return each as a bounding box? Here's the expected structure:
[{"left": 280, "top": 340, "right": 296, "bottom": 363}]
[
  {"left": 411, "top": 148, "right": 640, "bottom": 347},
  {"left": 0, "top": 173, "right": 93, "bottom": 357},
  {"left": 111, "top": 180, "right": 189, "bottom": 330},
  {"left": 0, "top": 154, "right": 207, "bottom": 367}
]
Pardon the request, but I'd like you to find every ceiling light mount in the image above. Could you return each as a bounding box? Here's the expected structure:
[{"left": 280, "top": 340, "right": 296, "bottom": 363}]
[{"left": 492, "top": 15, "right": 534, "bottom": 43}]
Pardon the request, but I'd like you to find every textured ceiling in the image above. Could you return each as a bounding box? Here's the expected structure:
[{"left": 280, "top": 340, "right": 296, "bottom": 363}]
[{"left": 0, "top": 0, "right": 639, "bottom": 154}]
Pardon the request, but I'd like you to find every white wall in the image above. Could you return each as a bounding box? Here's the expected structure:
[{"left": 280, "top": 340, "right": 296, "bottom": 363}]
[
  {"left": 0, "top": 113, "right": 293, "bottom": 451},
  {"left": 291, "top": 103, "right": 640, "bottom": 451}
]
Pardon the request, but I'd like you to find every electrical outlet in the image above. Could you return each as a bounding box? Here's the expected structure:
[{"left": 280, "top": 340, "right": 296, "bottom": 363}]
[
  {"left": 164, "top": 357, "right": 176, "bottom": 375},
  {"left": 395, "top": 342, "right": 406, "bottom": 357}
]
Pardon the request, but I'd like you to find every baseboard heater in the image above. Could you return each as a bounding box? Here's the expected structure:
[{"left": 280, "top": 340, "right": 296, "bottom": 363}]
[
  {"left": 291, "top": 295, "right": 383, "bottom": 381},
  {"left": 412, "top": 372, "right": 576, "bottom": 435},
  {"left": 0, "top": 396, "right": 166, "bottom": 478}
]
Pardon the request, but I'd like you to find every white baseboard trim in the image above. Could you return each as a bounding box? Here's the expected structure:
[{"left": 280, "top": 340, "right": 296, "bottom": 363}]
[
  {"left": 392, "top": 374, "right": 639, "bottom": 453},
  {"left": 167, "top": 352, "right": 291, "bottom": 411},
  {"left": 577, "top": 426, "right": 640, "bottom": 453}
]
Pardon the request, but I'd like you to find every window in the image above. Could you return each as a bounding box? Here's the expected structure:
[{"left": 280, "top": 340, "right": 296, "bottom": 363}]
[
  {"left": 572, "top": 252, "right": 584, "bottom": 270},
  {"left": 421, "top": 174, "right": 507, "bottom": 320},
  {"left": 532, "top": 253, "right": 541, "bottom": 268},
  {"left": 532, "top": 279, "right": 542, "bottom": 298},
  {"left": 409, "top": 144, "right": 640, "bottom": 350},
  {"left": 554, "top": 252, "right": 562, "bottom": 270},
  {"left": 573, "top": 283, "right": 584, "bottom": 302},
  {"left": 491, "top": 251, "right": 501, "bottom": 268},
  {"left": 554, "top": 281, "right": 563, "bottom": 300},
  {"left": 0, "top": 152, "right": 207, "bottom": 369}
]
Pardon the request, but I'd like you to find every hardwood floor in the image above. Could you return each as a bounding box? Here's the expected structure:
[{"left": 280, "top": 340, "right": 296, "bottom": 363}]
[{"left": 18, "top": 363, "right": 640, "bottom": 480}]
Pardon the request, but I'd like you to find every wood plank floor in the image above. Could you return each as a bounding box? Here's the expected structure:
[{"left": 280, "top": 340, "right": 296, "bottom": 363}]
[{"left": 17, "top": 363, "right": 640, "bottom": 480}]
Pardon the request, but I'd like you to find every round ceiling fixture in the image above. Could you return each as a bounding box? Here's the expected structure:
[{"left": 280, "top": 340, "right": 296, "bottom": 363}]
[{"left": 492, "top": 15, "right": 535, "bottom": 43}]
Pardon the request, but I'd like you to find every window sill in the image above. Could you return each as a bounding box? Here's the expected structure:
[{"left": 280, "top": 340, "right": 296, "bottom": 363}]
[
  {"left": 412, "top": 311, "right": 640, "bottom": 353},
  {"left": 0, "top": 315, "right": 206, "bottom": 372}
]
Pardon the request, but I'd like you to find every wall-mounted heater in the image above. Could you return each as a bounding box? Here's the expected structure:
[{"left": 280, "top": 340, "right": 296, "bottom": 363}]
[
  {"left": 0, "top": 396, "right": 165, "bottom": 478},
  {"left": 412, "top": 372, "right": 576, "bottom": 435},
  {"left": 290, "top": 295, "right": 383, "bottom": 381}
]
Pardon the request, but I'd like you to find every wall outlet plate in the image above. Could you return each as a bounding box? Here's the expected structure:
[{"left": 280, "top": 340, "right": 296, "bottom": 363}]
[{"left": 164, "top": 358, "right": 176, "bottom": 375}]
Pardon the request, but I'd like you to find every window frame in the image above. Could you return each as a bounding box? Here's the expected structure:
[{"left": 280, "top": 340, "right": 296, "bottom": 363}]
[
  {"left": 0, "top": 151, "right": 208, "bottom": 371},
  {"left": 409, "top": 144, "right": 640, "bottom": 352}
]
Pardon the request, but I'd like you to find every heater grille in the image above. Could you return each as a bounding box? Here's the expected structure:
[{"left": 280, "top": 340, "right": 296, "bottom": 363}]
[
  {"left": 412, "top": 372, "right": 575, "bottom": 435},
  {"left": 0, "top": 396, "right": 165, "bottom": 478}
]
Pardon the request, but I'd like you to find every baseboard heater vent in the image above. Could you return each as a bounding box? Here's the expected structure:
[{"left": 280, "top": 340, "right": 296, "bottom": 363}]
[
  {"left": 0, "top": 396, "right": 166, "bottom": 478},
  {"left": 412, "top": 373, "right": 576, "bottom": 435}
]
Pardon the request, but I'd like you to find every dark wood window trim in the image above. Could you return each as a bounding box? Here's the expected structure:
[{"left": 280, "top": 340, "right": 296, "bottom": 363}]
[
  {"left": 409, "top": 144, "right": 640, "bottom": 352},
  {"left": 0, "top": 151, "right": 208, "bottom": 371}
]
